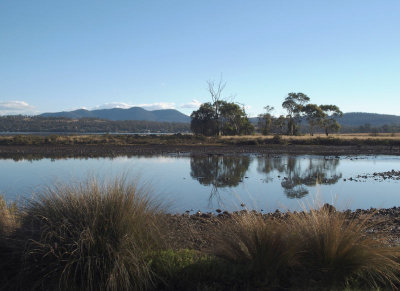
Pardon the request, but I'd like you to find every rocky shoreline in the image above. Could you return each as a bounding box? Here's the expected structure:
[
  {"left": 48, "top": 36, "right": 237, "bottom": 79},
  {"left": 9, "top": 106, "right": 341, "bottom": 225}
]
[
  {"left": 163, "top": 205, "right": 400, "bottom": 251},
  {"left": 0, "top": 143, "right": 400, "bottom": 159}
]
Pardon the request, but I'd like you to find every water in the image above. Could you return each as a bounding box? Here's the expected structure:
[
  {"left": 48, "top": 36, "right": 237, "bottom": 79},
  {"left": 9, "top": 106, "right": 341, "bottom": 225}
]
[{"left": 1, "top": 154, "right": 399, "bottom": 213}]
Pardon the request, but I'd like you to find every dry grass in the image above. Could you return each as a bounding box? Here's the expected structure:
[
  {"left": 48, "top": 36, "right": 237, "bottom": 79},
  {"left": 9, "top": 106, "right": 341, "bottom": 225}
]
[
  {"left": 288, "top": 208, "right": 400, "bottom": 288},
  {"left": 220, "top": 133, "right": 400, "bottom": 140},
  {"left": 11, "top": 179, "right": 164, "bottom": 291},
  {"left": 214, "top": 207, "right": 400, "bottom": 289},
  {"left": 214, "top": 213, "right": 296, "bottom": 287},
  {"left": 0, "top": 195, "right": 16, "bottom": 234}
]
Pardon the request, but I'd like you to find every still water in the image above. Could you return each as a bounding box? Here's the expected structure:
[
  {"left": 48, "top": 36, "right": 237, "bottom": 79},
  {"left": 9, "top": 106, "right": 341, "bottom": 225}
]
[{"left": 1, "top": 155, "right": 399, "bottom": 213}]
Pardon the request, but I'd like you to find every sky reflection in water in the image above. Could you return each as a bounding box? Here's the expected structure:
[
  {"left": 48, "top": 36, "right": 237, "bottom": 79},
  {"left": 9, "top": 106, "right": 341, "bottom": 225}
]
[{"left": 1, "top": 155, "right": 399, "bottom": 213}]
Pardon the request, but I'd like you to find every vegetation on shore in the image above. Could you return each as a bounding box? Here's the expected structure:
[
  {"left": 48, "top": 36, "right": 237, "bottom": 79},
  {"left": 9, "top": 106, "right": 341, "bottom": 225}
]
[
  {"left": 1, "top": 132, "right": 400, "bottom": 148},
  {"left": 1, "top": 180, "right": 400, "bottom": 290}
]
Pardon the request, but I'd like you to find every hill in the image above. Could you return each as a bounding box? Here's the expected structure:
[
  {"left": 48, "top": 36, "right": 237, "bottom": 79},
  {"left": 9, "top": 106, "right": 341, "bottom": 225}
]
[
  {"left": 337, "top": 112, "right": 400, "bottom": 127},
  {"left": 250, "top": 112, "right": 400, "bottom": 127},
  {"left": 40, "top": 107, "right": 191, "bottom": 123}
]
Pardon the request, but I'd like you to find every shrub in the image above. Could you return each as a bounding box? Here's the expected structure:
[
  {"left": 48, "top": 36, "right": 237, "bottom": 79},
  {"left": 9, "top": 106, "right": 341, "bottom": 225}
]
[
  {"left": 150, "top": 249, "right": 249, "bottom": 290},
  {"left": 13, "top": 179, "right": 163, "bottom": 291}
]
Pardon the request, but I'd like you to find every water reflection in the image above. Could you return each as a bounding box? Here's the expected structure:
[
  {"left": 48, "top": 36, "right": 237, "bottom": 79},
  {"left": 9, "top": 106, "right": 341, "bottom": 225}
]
[
  {"left": 257, "top": 156, "right": 342, "bottom": 199},
  {"left": 189, "top": 155, "right": 342, "bottom": 205},
  {"left": 190, "top": 155, "right": 250, "bottom": 206}
]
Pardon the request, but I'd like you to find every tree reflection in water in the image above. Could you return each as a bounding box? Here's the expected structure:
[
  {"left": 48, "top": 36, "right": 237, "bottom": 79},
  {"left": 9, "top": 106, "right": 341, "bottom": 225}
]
[
  {"left": 190, "top": 155, "right": 250, "bottom": 207},
  {"left": 257, "top": 156, "right": 342, "bottom": 199},
  {"left": 190, "top": 155, "right": 342, "bottom": 207}
]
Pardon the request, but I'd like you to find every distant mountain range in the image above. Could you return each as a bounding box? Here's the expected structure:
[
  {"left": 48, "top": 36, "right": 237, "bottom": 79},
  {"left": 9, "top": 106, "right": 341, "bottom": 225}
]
[
  {"left": 250, "top": 112, "right": 400, "bottom": 128},
  {"left": 336, "top": 112, "right": 400, "bottom": 127},
  {"left": 40, "top": 107, "right": 190, "bottom": 123},
  {"left": 40, "top": 108, "right": 400, "bottom": 128}
]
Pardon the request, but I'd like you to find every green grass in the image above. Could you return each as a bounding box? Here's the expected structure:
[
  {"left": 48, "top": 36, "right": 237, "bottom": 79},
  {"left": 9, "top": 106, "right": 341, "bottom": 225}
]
[{"left": 149, "top": 249, "right": 250, "bottom": 290}]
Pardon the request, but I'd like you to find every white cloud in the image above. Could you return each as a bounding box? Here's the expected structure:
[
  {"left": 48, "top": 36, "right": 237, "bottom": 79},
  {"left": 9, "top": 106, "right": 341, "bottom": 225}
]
[
  {"left": 92, "top": 102, "right": 176, "bottom": 111},
  {"left": 180, "top": 99, "right": 203, "bottom": 109},
  {"left": 92, "top": 102, "right": 134, "bottom": 110},
  {"left": 0, "top": 100, "right": 35, "bottom": 115},
  {"left": 138, "top": 102, "right": 176, "bottom": 110}
]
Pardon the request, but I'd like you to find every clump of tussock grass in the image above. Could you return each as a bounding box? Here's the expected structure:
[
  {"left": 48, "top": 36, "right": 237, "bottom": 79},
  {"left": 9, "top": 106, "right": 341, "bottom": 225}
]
[
  {"left": 0, "top": 195, "right": 16, "bottom": 234},
  {"left": 214, "top": 207, "right": 400, "bottom": 289},
  {"left": 214, "top": 213, "right": 296, "bottom": 288},
  {"left": 0, "top": 196, "right": 18, "bottom": 288},
  {"left": 288, "top": 207, "right": 400, "bottom": 289},
  {"left": 13, "top": 179, "right": 163, "bottom": 291}
]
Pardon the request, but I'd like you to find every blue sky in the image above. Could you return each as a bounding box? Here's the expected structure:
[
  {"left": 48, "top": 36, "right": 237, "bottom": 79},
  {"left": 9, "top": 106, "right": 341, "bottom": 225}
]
[{"left": 1, "top": 0, "right": 399, "bottom": 117}]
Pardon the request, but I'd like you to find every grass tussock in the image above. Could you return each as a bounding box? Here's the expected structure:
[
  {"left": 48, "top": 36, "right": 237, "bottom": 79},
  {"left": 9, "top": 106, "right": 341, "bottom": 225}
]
[
  {"left": 214, "top": 207, "right": 400, "bottom": 289},
  {"left": 215, "top": 213, "right": 295, "bottom": 288},
  {"left": 12, "top": 179, "right": 163, "bottom": 291},
  {"left": 288, "top": 207, "right": 400, "bottom": 288},
  {"left": 0, "top": 195, "right": 16, "bottom": 234}
]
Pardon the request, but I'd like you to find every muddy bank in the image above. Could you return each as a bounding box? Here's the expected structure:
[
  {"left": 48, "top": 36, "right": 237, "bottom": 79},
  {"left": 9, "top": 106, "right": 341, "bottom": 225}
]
[
  {"left": 0, "top": 144, "right": 400, "bottom": 159},
  {"left": 347, "top": 170, "right": 400, "bottom": 182},
  {"left": 163, "top": 206, "right": 400, "bottom": 251}
]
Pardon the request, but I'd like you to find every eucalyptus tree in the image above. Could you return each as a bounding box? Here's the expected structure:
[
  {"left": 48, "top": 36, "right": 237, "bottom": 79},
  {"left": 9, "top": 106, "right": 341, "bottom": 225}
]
[
  {"left": 190, "top": 103, "right": 218, "bottom": 136},
  {"left": 258, "top": 105, "right": 274, "bottom": 135},
  {"left": 190, "top": 101, "right": 254, "bottom": 136},
  {"left": 320, "top": 105, "right": 343, "bottom": 136},
  {"left": 282, "top": 92, "right": 310, "bottom": 135},
  {"left": 302, "top": 104, "right": 325, "bottom": 136}
]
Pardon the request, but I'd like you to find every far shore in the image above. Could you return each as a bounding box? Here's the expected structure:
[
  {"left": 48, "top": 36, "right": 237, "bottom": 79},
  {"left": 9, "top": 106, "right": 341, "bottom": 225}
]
[{"left": 0, "top": 133, "right": 400, "bottom": 158}]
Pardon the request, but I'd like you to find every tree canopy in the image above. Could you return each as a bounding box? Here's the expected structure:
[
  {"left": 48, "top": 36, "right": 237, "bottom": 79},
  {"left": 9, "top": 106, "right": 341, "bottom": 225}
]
[{"left": 190, "top": 101, "right": 254, "bottom": 136}]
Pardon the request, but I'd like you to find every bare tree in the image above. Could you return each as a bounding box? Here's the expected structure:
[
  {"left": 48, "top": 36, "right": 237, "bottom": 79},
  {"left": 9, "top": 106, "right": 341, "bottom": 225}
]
[{"left": 207, "top": 77, "right": 227, "bottom": 136}]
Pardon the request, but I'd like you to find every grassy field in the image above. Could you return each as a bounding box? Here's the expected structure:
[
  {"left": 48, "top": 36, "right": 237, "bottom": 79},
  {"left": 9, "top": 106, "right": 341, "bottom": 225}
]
[
  {"left": 222, "top": 132, "right": 400, "bottom": 140},
  {"left": 1, "top": 180, "right": 400, "bottom": 290}
]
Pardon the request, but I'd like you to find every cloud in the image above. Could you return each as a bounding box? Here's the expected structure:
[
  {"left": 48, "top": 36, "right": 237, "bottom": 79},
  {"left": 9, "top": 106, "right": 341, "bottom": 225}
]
[
  {"left": 0, "top": 100, "right": 35, "bottom": 115},
  {"left": 180, "top": 99, "right": 203, "bottom": 109},
  {"left": 138, "top": 102, "right": 176, "bottom": 110},
  {"left": 93, "top": 102, "right": 176, "bottom": 111},
  {"left": 92, "top": 102, "right": 134, "bottom": 110}
]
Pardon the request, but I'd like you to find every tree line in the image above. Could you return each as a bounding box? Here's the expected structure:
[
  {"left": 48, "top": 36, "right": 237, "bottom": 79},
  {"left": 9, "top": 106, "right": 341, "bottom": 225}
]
[{"left": 190, "top": 80, "right": 343, "bottom": 136}]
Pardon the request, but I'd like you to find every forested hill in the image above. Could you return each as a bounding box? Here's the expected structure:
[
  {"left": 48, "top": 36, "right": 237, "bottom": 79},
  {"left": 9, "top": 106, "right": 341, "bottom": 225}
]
[
  {"left": 337, "top": 112, "right": 400, "bottom": 127},
  {"left": 0, "top": 116, "right": 190, "bottom": 133},
  {"left": 250, "top": 112, "right": 400, "bottom": 127},
  {"left": 40, "top": 107, "right": 191, "bottom": 123}
]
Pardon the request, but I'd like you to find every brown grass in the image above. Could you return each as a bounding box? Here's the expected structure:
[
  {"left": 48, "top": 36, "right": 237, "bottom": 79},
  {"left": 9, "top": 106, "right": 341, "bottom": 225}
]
[
  {"left": 220, "top": 133, "right": 400, "bottom": 140},
  {"left": 11, "top": 179, "right": 164, "bottom": 291},
  {"left": 0, "top": 195, "right": 16, "bottom": 234},
  {"left": 214, "top": 213, "right": 296, "bottom": 287},
  {"left": 214, "top": 207, "right": 400, "bottom": 289}
]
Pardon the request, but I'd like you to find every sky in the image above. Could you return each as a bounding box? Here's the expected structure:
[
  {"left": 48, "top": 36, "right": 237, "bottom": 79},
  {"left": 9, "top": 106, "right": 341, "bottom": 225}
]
[{"left": 1, "top": 0, "right": 399, "bottom": 117}]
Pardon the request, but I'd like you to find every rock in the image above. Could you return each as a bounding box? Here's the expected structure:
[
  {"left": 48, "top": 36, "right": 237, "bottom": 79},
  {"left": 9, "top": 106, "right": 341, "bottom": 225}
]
[{"left": 321, "top": 203, "right": 336, "bottom": 213}]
